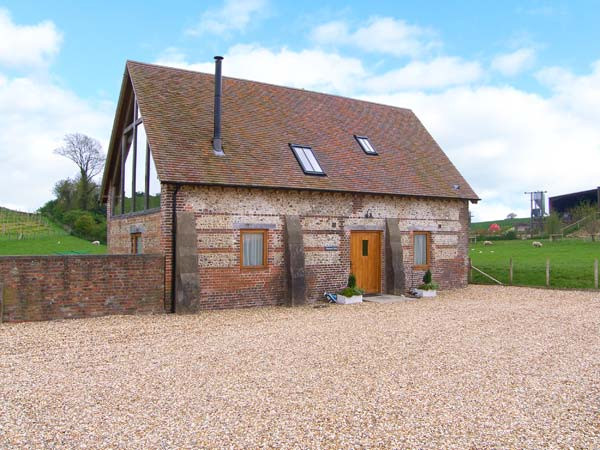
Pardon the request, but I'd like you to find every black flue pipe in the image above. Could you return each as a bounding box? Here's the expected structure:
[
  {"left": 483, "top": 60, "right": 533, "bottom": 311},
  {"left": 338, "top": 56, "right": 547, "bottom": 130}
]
[{"left": 213, "top": 56, "right": 224, "bottom": 155}]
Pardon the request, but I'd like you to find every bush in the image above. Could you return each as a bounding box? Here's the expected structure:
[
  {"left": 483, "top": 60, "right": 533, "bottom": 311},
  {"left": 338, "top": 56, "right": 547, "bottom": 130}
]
[
  {"left": 347, "top": 273, "right": 357, "bottom": 289},
  {"left": 339, "top": 273, "right": 363, "bottom": 297},
  {"left": 339, "top": 286, "right": 364, "bottom": 297},
  {"left": 74, "top": 213, "right": 95, "bottom": 236},
  {"left": 419, "top": 270, "right": 439, "bottom": 291},
  {"left": 504, "top": 230, "right": 517, "bottom": 240}
]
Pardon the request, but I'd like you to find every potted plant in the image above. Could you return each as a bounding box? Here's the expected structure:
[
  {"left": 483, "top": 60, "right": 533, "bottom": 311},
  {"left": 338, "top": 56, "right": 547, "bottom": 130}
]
[
  {"left": 415, "top": 270, "right": 439, "bottom": 298},
  {"left": 336, "top": 274, "right": 364, "bottom": 304}
]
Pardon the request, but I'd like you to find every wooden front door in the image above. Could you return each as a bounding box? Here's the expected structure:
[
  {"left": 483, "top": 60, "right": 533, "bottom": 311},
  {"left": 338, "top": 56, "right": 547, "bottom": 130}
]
[{"left": 350, "top": 231, "right": 382, "bottom": 294}]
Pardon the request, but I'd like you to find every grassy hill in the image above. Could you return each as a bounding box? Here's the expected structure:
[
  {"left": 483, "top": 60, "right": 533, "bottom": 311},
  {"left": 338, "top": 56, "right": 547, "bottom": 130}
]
[
  {"left": 0, "top": 206, "right": 106, "bottom": 255},
  {"left": 470, "top": 217, "right": 530, "bottom": 231},
  {"left": 0, "top": 207, "right": 67, "bottom": 240},
  {"left": 0, "top": 235, "right": 107, "bottom": 255}
]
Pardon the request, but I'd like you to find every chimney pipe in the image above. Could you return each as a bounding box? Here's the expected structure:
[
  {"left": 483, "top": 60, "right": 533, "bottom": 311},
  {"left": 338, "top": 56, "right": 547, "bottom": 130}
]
[{"left": 212, "top": 56, "right": 224, "bottom": 155}]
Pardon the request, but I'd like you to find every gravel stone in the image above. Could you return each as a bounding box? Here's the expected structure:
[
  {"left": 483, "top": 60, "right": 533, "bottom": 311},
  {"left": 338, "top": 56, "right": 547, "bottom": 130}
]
[{"left": 0, "top": 285, "right": 599, "bottom": 448}]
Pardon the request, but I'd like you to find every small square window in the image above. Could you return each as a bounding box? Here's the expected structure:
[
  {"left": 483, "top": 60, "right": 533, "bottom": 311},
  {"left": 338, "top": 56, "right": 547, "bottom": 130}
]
[
  {"left": 241, "top": 230, "right": 268, "bottom": 268},
  {"left": 290, "top": 144, "right": 325, "bottom": 175},
  {"left": 413, "top": 232, "right": 430, "bottom": 268},
  {"left": 131, "top": 233, "right": 142, "bottom": 254},
  {"left": 354, "top": 135, "right": 378, "bottom": 155}
]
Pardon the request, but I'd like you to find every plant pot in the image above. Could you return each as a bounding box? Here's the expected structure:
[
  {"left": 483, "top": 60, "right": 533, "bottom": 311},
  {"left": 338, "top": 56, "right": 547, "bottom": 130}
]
[
  {"left": 336, "top": 294, "right": 363, "bottom": 304},
  {"left": 414, "top": 289, "right": 437, "bottom": 298}
]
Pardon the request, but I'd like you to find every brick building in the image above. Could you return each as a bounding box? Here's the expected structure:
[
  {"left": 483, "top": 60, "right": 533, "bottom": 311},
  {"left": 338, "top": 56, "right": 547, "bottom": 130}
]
[{"left": 100, "top": 57, "right": 479, "bottom": 312}]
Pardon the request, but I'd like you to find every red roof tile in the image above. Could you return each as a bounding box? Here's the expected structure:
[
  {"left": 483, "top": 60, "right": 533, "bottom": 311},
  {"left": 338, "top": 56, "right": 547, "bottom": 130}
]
[{"left": 102, "top": 61, "right": 478, "bottom": 201}]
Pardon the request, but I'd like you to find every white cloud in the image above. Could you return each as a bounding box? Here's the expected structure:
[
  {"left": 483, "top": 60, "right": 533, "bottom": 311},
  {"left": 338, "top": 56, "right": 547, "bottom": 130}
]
[
  {"left": 491, "top": 48, "right": 536, "bottom": 76},
  {"left": 365, "top": 57, "right": 483, "bottom": 92},
  {"left": 363, "top": 71, "right": 600, "bottom": 221},
  {"left": 0, "top": 75, "right": 112, "bottom": 211},
  {"left": 0, "top": 8, "right": 62, "bottom": 68},
  {"left": 186, "top": 0, "right": 269, "bottom": 36},
  {"left": 0, "top": 10, "right": 111, "bottom": 211},
  {"left": 311, "top": 17, "right": 439, "bottom": 57},
  {"left": 156, "top": 44, "right": 367, "bottom": 93}
]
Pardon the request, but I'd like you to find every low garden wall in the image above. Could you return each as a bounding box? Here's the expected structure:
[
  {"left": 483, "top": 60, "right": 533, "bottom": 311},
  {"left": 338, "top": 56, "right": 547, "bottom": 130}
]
[{"left": 0, "top": 254, "right": 165, "bottom": 323}]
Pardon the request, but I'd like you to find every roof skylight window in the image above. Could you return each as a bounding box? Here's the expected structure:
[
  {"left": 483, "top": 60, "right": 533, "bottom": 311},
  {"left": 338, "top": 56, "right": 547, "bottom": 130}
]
[
  {"left": 354, "top": 135, "right": 378, "bottom": 155},
  {"left": 290, "top": 144, "right": 325, "bottom": 175}
]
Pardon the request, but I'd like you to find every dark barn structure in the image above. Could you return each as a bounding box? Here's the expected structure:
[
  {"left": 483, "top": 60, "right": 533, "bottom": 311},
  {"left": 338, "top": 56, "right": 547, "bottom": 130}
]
[{"left": 549, "top": 187, "right": 600, "bottom": 216}]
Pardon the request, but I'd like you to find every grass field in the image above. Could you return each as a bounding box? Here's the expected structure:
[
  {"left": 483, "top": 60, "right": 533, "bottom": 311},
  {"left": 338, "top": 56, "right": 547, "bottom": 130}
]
[
  {"left": 0, "top": 235, "right": 107, "bottom": 256},
  {"left": 469, "top": 238, "right": 600, "bottom": 289}
]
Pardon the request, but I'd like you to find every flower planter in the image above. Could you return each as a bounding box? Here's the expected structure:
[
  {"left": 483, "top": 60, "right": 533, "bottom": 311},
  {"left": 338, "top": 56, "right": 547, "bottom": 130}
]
[
  {"left": 414, "top": 289, "right": 437, "bottom": 298},
  {"left": 336, "top": 294, "right": 363, "bottom": 304}
]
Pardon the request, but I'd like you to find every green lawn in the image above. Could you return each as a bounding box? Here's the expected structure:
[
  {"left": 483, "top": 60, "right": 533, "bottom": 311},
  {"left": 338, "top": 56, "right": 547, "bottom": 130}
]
[
  {"left": 0, "top": 235, "right": 107, "bottom": 256},
  {"left": 469, "top": 239, "right": 600, "bottom": 289}
]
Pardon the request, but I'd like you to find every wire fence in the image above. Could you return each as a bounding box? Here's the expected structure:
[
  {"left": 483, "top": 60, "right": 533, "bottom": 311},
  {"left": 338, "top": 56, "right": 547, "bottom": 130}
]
[
  {"left": 470, "top": 257, "right": 599, "bottom": 290},
  {"left": 0, "top": 208, "right": 66, "bottom": 241}
]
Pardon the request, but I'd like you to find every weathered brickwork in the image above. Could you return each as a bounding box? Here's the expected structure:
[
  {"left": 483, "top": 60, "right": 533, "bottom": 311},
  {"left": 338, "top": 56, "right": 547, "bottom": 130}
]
[
  {"left": 0, "top": 255, "right": 165, "bottom": 323},
  {"left": 107, "top": 188, "right": 162, "bottom": 254},
  {"left": 106, "top": 184, "right": 471, "bottom": 310}
]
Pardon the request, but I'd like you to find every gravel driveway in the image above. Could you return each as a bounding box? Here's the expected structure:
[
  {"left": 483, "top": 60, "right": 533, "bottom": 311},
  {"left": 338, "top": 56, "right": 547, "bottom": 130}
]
[{"left": 1, "top": 285, "right": 599, "bottom": 448}]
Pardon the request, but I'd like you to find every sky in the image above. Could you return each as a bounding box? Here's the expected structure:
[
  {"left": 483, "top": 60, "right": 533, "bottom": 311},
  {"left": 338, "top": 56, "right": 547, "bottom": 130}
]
[{"left": 1, "top": 0, "right": 599, "bottom": 221}]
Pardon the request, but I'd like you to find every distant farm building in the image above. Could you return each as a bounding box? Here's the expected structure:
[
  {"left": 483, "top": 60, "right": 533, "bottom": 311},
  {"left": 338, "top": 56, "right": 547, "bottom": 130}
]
[{"left": 549, "top": 187, "right": 600, "bottom": 217}]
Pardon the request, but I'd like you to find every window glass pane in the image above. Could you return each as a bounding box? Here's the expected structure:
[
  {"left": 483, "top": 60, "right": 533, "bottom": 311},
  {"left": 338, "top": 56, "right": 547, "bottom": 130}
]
[
  {"left": 148, "top": 149, "right": 161, "bottom": 208},
  {"left": 359, "top": 137, "right": 376, "bottom": 154},
  {"left": 243, "top": 232, "right": 264, "bottom": 266},
  {"left": 113, "top": 177, "right": 121, "bottom": 215},
  {"left": 135, "top": 122, "right": 147, "bottom": 211},
  {"left": 123, "top": 133, "right": 133, "bottom": 212},
  {"left": 414, "top": 234, "right": 427, "bottom": 265},
  {"left": 362, "top": 239, "right": 368, "bottom": 256},
  {"left": 303, "top": 148, "right": 323, "bottom": 172},
  {"left": 293, "top": 146, "right": 312, "bottom": 171}
]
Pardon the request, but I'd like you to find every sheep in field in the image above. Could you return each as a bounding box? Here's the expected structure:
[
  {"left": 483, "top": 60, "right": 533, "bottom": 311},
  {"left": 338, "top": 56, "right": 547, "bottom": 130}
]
[
  {"left": 92, "top": 241, "right": 100, "bottom": 245},
  {"left": 532, "top": 241, "right": 543, "bottom": 248},
  {"left": 483, "top": 241, "right": 493, "bottom": 246}
]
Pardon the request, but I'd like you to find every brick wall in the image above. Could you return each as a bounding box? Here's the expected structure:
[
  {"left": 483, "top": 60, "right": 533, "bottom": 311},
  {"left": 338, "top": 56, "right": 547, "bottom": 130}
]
[
  {"left": 107, "top": 191, "right": 162, "bottom": 254},
  {"left": 0, "top": 254, "right": 165, "bottom": 323},
  {"left": 178, "top": 185, "right": 469, "bottom": 309},
  {"left": 105, "top": 184, "right": 470, "bottom": 311}
]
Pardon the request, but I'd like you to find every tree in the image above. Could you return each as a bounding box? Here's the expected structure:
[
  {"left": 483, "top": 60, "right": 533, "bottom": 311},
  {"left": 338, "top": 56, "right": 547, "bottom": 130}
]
[
  {"left": 570, "top": 201, "right": 600, "bottom": 241},
  {"left": 488, "top": 223, "right": 501, "bottom": 233},
  {"left": 54, "top": 133, "right": 105, "bottom": 210},
  {"left": 544, "top": 211, "right": 562, "bottom": 236},
  {"left": 506, "top": 212, "right": 517, "bottom": 219}
]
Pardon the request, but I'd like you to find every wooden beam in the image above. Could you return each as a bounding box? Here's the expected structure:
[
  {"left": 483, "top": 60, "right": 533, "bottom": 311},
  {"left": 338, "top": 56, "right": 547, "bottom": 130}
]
[{"left": 145, "top": 142, "right": 150, "bottom": 210}]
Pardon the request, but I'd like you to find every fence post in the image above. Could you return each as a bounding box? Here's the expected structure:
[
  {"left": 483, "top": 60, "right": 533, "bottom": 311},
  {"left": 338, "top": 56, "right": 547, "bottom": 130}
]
[
  {"left": 469, "top": 257, "right": 473, "bottom": 283},
  {"left": 595, "top": 259, "right": 598, "bottom": 289},
  {"left": 546, "top": 258, "right": 550, "bottom": 287},
  {"left": 509, "top": 257, "right": 513, "bottom": 285}
]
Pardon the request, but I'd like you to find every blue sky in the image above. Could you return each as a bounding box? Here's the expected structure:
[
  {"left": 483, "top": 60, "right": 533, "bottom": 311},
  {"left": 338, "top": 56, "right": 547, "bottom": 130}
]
[{"left": 1, "top": 1, "right": 600, "bottom": 220}]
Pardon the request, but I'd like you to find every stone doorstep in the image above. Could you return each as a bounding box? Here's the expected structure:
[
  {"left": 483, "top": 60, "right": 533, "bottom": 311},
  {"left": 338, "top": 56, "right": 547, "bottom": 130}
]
[{"left": 363, "top": 294, "right": 416, "bottom": 304}]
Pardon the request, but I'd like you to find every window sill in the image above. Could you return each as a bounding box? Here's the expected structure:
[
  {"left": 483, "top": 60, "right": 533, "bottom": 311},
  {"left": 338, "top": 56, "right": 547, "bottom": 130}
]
[{"left": 413, "top": 265, "right": 430, "bottom": 271}]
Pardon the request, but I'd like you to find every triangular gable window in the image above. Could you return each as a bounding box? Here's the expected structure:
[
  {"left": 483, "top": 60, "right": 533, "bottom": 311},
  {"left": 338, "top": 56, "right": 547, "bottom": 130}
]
[{"left": 112, "top": 91, "right": 161, "bottom": 215}]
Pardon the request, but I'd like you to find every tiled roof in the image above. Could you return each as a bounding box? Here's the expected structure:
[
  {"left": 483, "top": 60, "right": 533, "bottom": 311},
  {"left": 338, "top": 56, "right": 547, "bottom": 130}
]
[{"left": 103, "top": 60, "right": 478, "bottom": 201}]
